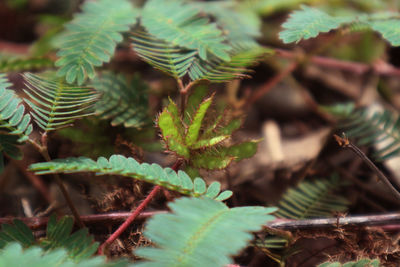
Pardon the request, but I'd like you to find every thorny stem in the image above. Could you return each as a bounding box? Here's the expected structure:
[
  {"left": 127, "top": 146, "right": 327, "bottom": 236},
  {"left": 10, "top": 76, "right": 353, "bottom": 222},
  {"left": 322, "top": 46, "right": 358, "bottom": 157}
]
[
  {"left": 98, "top": 159, "right": 183, "bottom": 255},
  {"left": 334, "top": 134, "right": 400, "bottom": 201}
]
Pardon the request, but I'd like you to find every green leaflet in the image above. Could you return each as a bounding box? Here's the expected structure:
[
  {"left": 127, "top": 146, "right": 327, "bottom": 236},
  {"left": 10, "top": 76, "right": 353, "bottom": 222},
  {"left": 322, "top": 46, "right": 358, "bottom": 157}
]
[
  {"left": 135, "top": 197, "right": 277, "bottom": 267},
  {"left": 23, "top": 73, "right": 99, "bottom": 132},
  {"left": 191, "top": 135, "right": 229, "bottom": 149},
  {"left": 318, "top": 258, "right": 380, "bottom": 267},
  {"left": 158, "top": 102, "right": 189, "bottom": 158},
  {"left": 0, "top": 220, "right": 35, "bottom": 249},
  {"left": 0, "top": 57, "right": 54, "bottom": 72},
  {"left": 0, "top": 74, "right": 33, "bottom": 170},
  {"left": 0, "top": 243, "right": 130, "bottom": 267},
  {"left": 131, "top": 27, "right": 197, "bottom": 79},
  {"left": 191, "top": 152, "right": 235, "bottom": 170},
  {"left": 0, "top": 215, "right": 98, "bottom": 261},
  {"left": 131, "top": 19, "right": 268, "bottom": 83},
  {"left": 367, "top": 19, "right": 400, "bottom": 46},
  {"left": 29, "top": 155, "right": 232, "bottom": 200},
  {"left": 220, "top": 140, "right": 259, "bottom": 162},
  {"left": 279, "top": 6, "right": 352, "bottom": 44},
  {"left": 325, "top": 103, "right": 400, "bottom": 161},
  {"left": 185, "top": 96, "right": 213, "bottom": 146},
  {"left": 142, "top": 0, "right": 231, "bottom": 61},
  {"left": 280, "top": 6, "right": 400, "bottom": 46},
  {"left": 92, "top": 72, "right": 150, "bottom": 129},
  {"left": 55, "top": 0, "right": 136, "bottom": 85},
  {"left": 276, "top": 176, "right": 350, "bottom": 219},
  {"left": 183, "top": 85, "right": 208, "bottom": 125},
  {"left": 187, "top": 47, "right": 270, "bottom": 82}
]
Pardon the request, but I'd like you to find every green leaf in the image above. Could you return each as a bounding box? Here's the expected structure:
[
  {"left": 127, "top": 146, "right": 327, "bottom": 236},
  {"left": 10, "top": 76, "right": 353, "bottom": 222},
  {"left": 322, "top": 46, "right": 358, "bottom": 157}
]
[
  {"left": 276, "top": 175, "right": 350, "bottom": 219},
  {"left": 185, "top": 96, "right": 213, "bottom": 146},
  {"left": 188, "top": 47, "right": 269, "bottom": 83},
  {"left": 0, "top": 74, "right": 33, "bottom": 168},
  {"left": 92, "top": 72, "right": 149, "bottom": 129},
  {"left": 367, "top": 19, "right": 400, "bottom": 46},
  {"left": 325, "top": 103, "right": 400, "bottom": 161},
  {"left": 158, "top": 103, "right": 189, "bottom": 158},
  {"left": 221, "top": 140, "right": 259, "bottom": 161},
  {"left": 0, "top": 220, "right": 35, "bottom": 249},
  {"left": 40, "top": 215, "right": 98, "bottom": 261},
  {"left": 318, "top": 258, "right": 380, "bottom": 267},
  {"left": 131, "top": 27, "right": 197, "bottom": 79},
  {"left": 279, "top": 5, "right": 351, "bottom": 44},
  {"left": 0, "top": 57, "right": 54, "bottom": 72},
  {"left": 0, "top": 243, "right": 130, "bottom": 267},
  {"left": 29, "top": 155, "right": 231, "bottom": 200},
  {"left": 191, "top": 135, "right": 229, "bottom": 149},
  {"left": 218, "top": 118, "right": 242, "bottom": 136},
  {"left": 191, "top": 152, "right": 234, "bottom": 170},
  {"left": 55, "top": 0, "right": 136, "bottom": 85},
  {"left": 141, "top": 0, "right": 231, "bottom": 61},
  {"left": 135, "top": 197, "right": 277, "bottom": 267},
  {"left": 183, "top": 85, "right": 208, "bottom": 125},
  {"left": 23, "top": 73, "right": 99, "bottom": 132}
]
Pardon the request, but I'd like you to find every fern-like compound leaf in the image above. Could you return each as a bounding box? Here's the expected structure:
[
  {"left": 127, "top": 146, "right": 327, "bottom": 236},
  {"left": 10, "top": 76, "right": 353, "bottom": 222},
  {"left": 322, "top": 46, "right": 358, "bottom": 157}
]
[
  {"left": 40, "top": 215, "right": 98, "bottom": 261},
  {"left": 55, "top": 0, "right": 136, "bottom": 85},
  {"left": 0, "top": 74, "right": 33, "bottom": 170},
  {"left": 0, "top": 215, "right": 98, "bottom": 261},
  {"left": 318, "top": 258, "right": 380, "bottom": 267},
  {"left": 0, "top": 243, "right": 130, "bottom": 267},
  {"left": 141, "top": 0, "right": 231, "bottom": 61},
  {"left": 92, "top": 72, "right": 149, "bottom": 129},
  {"left": 187, "top": 47, "right": 269, "bottom": 83},
  {"left": 131, "top": 28, "right": 197, "bottom": 79},
  {"left": 23, "top": 73, "right": 99, "bottom": 132},
  {"left": 0, "top": 57, "right": 53, "bottom": 72},
  {"left": 135, "top": 197, "right": 277, "bottom": 267},
  {"left": 325, "top": 103, "right": 400, "bottom": 161},
  {"left": 0, "top": 219, "right": 35, "bottom": 249},
  {"left": 0, "top": 74, "right": 32, "bottom": 141},
  {"left": 29, "top": 155, "right": 232, "bottom": 200},
  {"left": 367, "top": 19, "right": 400, "bottom": 46},
  {"left": 276, "top": 176, "right": 349, "bottom": 219},
  {"left": 279, "top": 5, "right": 351, "bottom": 44}
]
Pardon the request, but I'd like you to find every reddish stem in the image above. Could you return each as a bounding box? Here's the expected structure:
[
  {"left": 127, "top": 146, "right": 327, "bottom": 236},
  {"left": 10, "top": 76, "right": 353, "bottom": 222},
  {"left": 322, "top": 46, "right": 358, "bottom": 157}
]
[
  {"left": 98, "top": 185, "right": 162, "bottom": 254},
  {"left": 247, "top": 61, "right": 298, "bottom": 106},
  {"left": 98, "top": 159, "right": 182, "bottom": 255}
]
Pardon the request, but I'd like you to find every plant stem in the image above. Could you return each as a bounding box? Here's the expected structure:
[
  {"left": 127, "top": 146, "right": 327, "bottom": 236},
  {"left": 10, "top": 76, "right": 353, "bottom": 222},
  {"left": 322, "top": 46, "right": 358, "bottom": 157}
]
[
  {"left": 0, "top": 211, "right": 165, "bottom": 230},
  {"left": 98, "top": 185, "right": 162, "bottom": 254},
  {"left": 246, "top": 61, "right": 298, "bottom": 106},
  {"left": 98, "top": 159, "right": 182, "bottom": 255},
  {"left": 334, "top": 134, "right": 400, "bottom": 201},
  {"left": 267, "top": 213, "right": 400, "bottom": 230},
  {"left": 32, "top": 133, "right": 85, "bottom": 227}
]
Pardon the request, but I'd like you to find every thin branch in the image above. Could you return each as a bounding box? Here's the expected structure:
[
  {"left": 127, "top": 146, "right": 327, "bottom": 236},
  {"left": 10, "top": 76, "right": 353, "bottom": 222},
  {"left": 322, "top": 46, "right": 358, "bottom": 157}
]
[
  {"left": 267, "top": 213, "right": 400, "bottom": 230},
  {"left": 38, "top": 135, "right": 85, "bottom": 228},
  {"left": 334, "top": 134, "right": 400, "bottom": 201},
  {"left": 0, "top": 211, "right": 165, "bottom": 230},
  {"left": 274, "top": 48, "right": 400, "bottom": 77},
  {"left": 246, "top": 61, "right": 298, "bottom": 106}
]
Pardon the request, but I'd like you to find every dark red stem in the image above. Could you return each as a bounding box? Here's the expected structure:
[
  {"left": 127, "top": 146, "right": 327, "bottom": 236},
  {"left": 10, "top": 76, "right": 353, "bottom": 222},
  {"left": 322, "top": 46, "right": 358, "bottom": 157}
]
[{"left": 98, "top": 159, "right": 182, "bottom": 255}]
